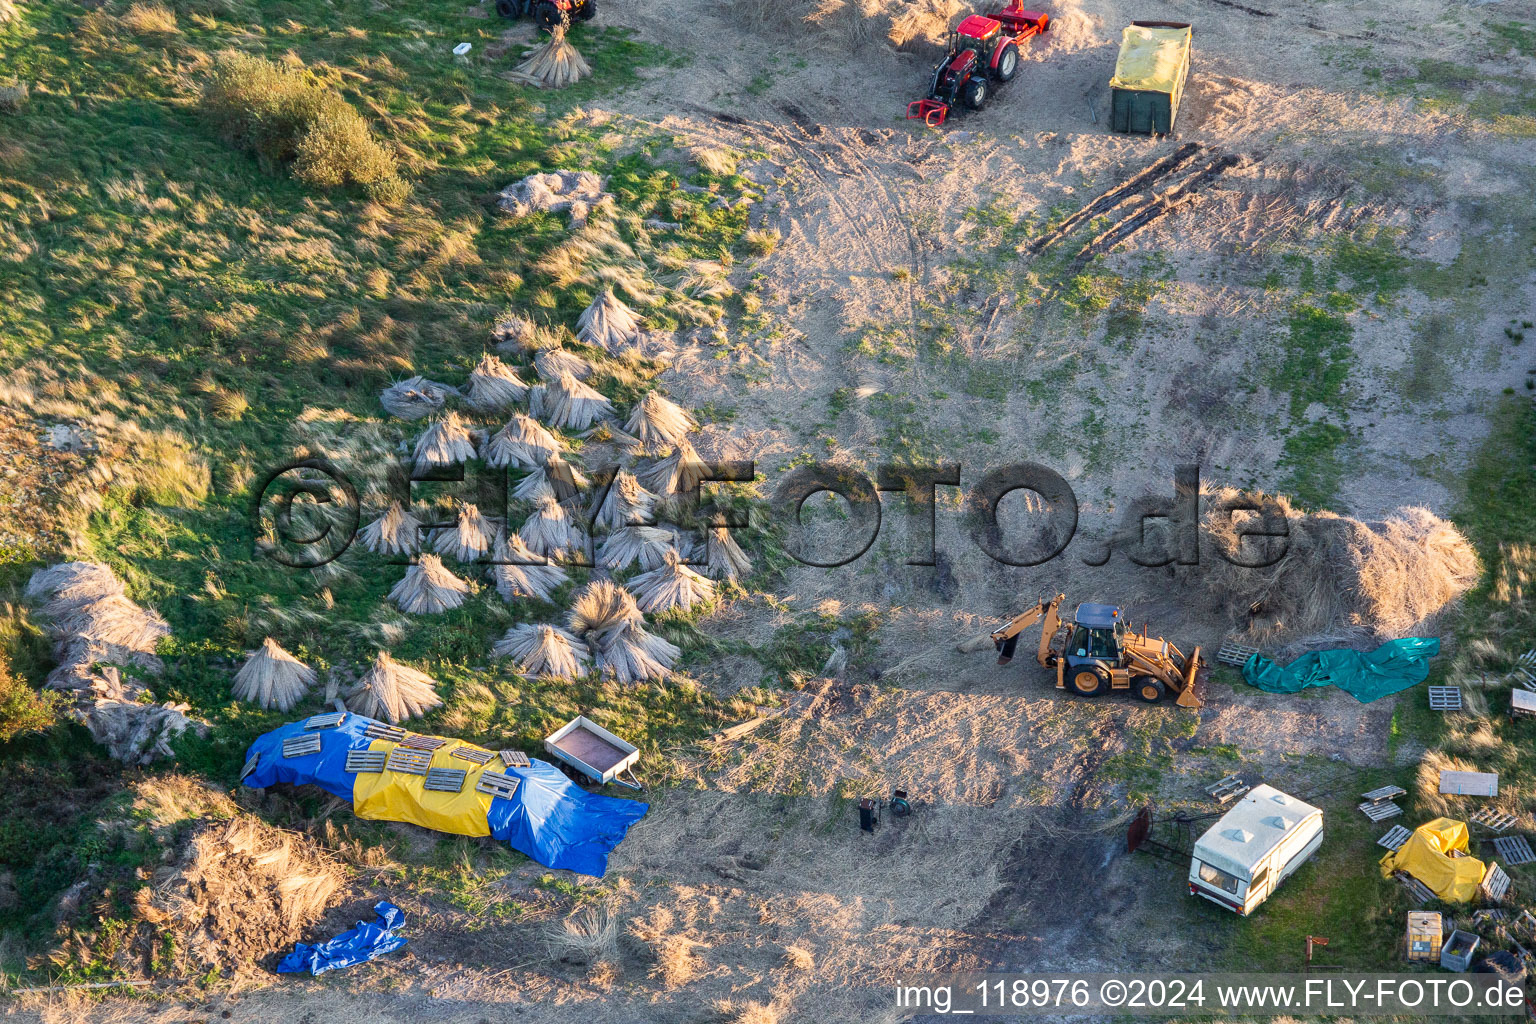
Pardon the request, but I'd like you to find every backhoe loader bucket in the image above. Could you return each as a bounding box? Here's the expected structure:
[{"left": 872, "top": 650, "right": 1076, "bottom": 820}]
[{"left": 1175, "top": 645, "right": 1203, "bottom": 709}]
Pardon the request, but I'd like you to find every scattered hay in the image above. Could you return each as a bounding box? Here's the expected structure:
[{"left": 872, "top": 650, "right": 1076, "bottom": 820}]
[
  {"left": 625, "top": 392, "right": 697, "bottom": 454},
  {"left": 488, "top": 533, "right": 569, "bottom": 602},
  {"left": 596, "top": 525, "right": 677, "bottom": 572},
  {"left": 639, "top": 437, "right": 708, "bottom": 495},
  {"left": 346, "top": 650, "right": 444, "bottom": 723},
  {"left": 494, "top": 622, "right": 590, "bottom": 678},
  {"left": 508, "top": 28, "right": 593, "bottom": 90},
  {"left": 531, "top": 371, "right": 614, "bottom": 431},
  {"left": 717, "top": 1001, "right": 781, "bottom": 1024},
  {"left": 650, "top": 934, "right": 705, "bottom": 989},
  {"left": 535, "top": 347, "right": 594, "bottom": 381},
  {"left": 576, "top": 289, "right": 643, "bottom": 355},
  {"left": 389, "top": 554, "right": 473, "bottom": 614},
  {"left": 497, "top": 169, "right": 609, "bottom": 228},
  {"left": 413, "top": 411, "right": 478, "bottom": 473},
  {"left": 0, "top": 0, "right": 16, "bottom": 28},
  {"left": 231, "top": 637, "right": 316, "bottom": 712},
  {"left": 433, "top": 502, "right": 500, "bottom": 562},
  {"left": 702, "top": 525, "right": 752, "bottom": 581},
  {"left": 514, "top": 452, "right": 589, "bottom": 504},
  {"left": 546, "top": 904, "right": 617, "bottom": 965},
  {"left": 1198, "top": 490, "right": 1480, "bottom": 648},
  {"left": 359, "top": 502, "right": 423, "bottom": 556},
  {"left": 381, "top": 375, "right": 457, "bottom": 420},
  {"left": 463, "top": 353, "right": 529, "bottom": 412},
  {"left": 591, "top": 469, "right": 657, "bottom": 530},
  {"left": 782, "top": 944, "right": 814, "bottom": 970},
  {"left": 519, "top": 491, "right": 585, "bottom": 558},
  {"left": 887, "top": 0, "right": 962, "bottom": 53},
  {"left": 632, "top": 548, "right": 716, "bottom": 614},
  {"left": 482, "top": 412, "right": 563, "bottom": 470}
]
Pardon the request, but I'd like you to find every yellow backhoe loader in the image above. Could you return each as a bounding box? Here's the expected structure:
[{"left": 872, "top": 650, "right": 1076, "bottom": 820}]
[{"left": 989, "top": 594, "right": 1203, "bottom": 707}]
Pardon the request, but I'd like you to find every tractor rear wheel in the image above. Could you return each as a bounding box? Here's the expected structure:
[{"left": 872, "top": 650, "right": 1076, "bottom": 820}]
[
  {"left": 495, "top": 0, "right": 520, "bottom": 18},
  {"left": 995, "top": 42, "right": 1020, "bottom": 82},
  {"left": 535, "top": 1, "right": 570, "bottom": 32},
  {"left": 962, "top": 76, "right": 988, "bottom": 111},
  {"left": 1069, "top": 666, "right": 1109, "bottom": 697},
  {"left": 576, "top": 0, "right": 596, "bottom": 20},
  {"left": 1134, "top": 676, "right": 1166, "bottom": 703}
]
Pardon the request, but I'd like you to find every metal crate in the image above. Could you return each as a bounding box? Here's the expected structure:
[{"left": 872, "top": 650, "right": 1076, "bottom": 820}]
[
  {"left": 400, "top": 734, "right": 447, "bottom": 752},
  {"left": 385, "top": 747, "right": 432, "bottom": 776},
  {"left": 499, "top": 750, "right": 531, "bottom": 768},
  {"left": 1427, "top": 686, "right": 1462, "bottom": 711},
  {"left": 424, "top": 767, "right": 467, "bottom": 793},
  {"left": 476, "top": 770, "right": 521, "bottom": 800},
  {"left": 364, "top": 722, "right": 407, "bottom": 742},
  {"left": 282, "top": 734, "right": 322, "bottom": 758},
  {"left": 1495, "top": 836, "right": 1536, "bottom": 866},
  {"left": 1360, "top": 800, "right": 1404, "bottom": 822},
  {"left": 1472, "top": 807, "right": 1520, "bottom": 832},
  {"left": 1378, "top": 825, "right": 1412, "bottom": 851},
  {"left": 304, "top": 711, "right": 347, "bottom": 730},
  {"left": 345, "top": 750, "right": 387, "bottom": 774},
  {"left": 451, "top": 746, "right": 494, "bottom": 766}
]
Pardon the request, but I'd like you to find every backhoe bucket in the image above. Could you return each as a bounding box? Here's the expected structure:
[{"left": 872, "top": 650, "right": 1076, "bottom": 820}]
[
  {"left": 1175, "top": 645, "right": 1203, "bottom": 709},
  {"left": 907, "top": 98, "right": 949, "bottom": 126}
]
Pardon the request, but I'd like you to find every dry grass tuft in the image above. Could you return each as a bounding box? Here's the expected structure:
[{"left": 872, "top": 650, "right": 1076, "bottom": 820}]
[
  {"left": 1414, "top": 749, "right": 1483, "bottom": 819},
  {"left": 781, "top": 944, "right": 814, "bottom": 971},
  {"left": 0, "top": 80, "right": 28, "bottom": 113},
  {"left": 547, "top": 905, "right": 617, "bottom": 965},
  {"left": 120, "top": 1, "right": 178, "bottom": 33},
  {"left": 651, "top": 934, "right": 706, "bottom": 989}
]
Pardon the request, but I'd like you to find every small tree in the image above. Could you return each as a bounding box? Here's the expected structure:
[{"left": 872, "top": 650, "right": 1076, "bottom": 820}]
[{"left": 0, "top": 651, "right": 60, "bottom": 743}]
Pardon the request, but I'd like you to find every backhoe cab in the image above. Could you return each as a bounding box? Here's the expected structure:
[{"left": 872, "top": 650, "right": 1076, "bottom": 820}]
[{"left": 989, "top": 594, "right": 1203, "bottom": 708}]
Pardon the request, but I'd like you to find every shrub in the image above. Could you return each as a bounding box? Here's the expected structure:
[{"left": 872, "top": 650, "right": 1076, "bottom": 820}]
[
  {"left": 0, "top": 650, "right": 60, "bottom": 743},
  {"left": 0, "top": 80, "right": 27, "bottom": 113},
  {"left": 199, "top": 52, "right": 408, "bottom": 203}
]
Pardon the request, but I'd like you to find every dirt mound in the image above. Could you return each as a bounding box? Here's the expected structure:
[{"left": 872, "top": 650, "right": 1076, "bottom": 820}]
[
  {"left": 51, "top": 778, "right": 345, "bottom": 978},
  {"left": 1198, "top": 489, "right": 1480, "bottom": 650}
]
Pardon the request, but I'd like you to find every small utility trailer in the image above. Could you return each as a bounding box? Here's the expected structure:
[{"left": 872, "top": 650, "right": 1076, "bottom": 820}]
[{"left": 544, "top": 715, "right": 641, "bottom": 790}]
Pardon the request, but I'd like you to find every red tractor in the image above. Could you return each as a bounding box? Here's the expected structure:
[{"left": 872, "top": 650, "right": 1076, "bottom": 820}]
[
  {"left": 907, "top": 3, "right": 1049, "bottom": 126},
  {"left": 495, "top": 0, "right": 595, "bottom": 33}
]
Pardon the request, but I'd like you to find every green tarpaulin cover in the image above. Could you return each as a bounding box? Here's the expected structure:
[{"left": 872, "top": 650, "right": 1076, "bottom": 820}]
[{"left": 1242, "top": 637, "right": 1441, "bottom": 703}]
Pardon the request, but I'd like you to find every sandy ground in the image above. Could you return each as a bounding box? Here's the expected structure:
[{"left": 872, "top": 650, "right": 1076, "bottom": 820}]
[{"left": 23, "top": 0, "right": 1536, "bottom": 1020}]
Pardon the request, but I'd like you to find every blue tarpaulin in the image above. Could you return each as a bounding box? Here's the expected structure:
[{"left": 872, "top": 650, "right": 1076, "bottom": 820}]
[
  {"left": 277, "top": 901, "right": 407, "bottom": 975},
  {"left": 242, "top": 713, "right": 647, "bottom": 877},
  {"left": 1242, "top": 637, "right": 1441, "bottom": 703}
]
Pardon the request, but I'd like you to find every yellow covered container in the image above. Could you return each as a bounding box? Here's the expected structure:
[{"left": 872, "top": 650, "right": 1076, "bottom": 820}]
[
  {"left": 1379, "top": 818, "right": 1486, "bottom": 903},
  {"left": 1109, "top": 22, "right": 1192, "bottom": 134}
]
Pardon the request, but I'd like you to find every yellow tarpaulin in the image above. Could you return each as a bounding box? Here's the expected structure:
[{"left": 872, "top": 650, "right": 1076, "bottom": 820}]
[
  {"left": 1109, "top": 24, "right": 1192, "bottom": 94},
  {"left": 352, "top": 737, "right": 498, "bottom": 838},
  {"left": 1379, "top": 817, "right": 1486, "bottom": 903}
]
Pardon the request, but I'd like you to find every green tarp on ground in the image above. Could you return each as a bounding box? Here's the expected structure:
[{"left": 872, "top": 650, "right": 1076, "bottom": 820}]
[{"left": 1242, "top": 637, "right": 1441, "bottom": 703}]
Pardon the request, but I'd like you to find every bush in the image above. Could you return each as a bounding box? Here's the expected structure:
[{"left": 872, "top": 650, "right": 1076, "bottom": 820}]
[
  {"left": 0, "top": 80, "right": 27, "bottom": 113},
  {"left": 199, "top": 52, "right": 408, "bottom": 203},
  {"left": 0, "top": 651, "right": 60, "bottom": 743}
]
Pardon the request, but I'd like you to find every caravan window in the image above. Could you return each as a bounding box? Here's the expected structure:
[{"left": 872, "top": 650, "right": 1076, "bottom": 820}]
[{"left": 1197, "top": 860, "right": 1242, "bottom": 895}]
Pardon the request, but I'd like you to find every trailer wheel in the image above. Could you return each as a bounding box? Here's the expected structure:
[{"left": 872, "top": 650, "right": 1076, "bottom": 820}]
[
  {"left": 1134, "top": 676, "right": 1166, "bottom": 703},
  {"left": 962, "top": 76, "right": 988, "bottom": 111},
  {"left": 495, "top": 0, "right": 520, "bottom": 17},
  {"left": 994, "top": 42, "right": 1020, "bottom": 82},
  {"left": 1069, "top": 666, "right": 1108, "bottom": 696},
  {"left": 535, "top": 1, "right": 570, "bottom": 32}
]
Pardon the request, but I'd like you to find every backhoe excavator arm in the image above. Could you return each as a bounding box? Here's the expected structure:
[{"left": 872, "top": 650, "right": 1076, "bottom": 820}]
[{"left": 990, "top": 593, "right": 1065, "bottom": 667}]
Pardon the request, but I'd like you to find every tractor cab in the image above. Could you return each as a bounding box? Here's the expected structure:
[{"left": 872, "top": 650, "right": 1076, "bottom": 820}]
[
  {"left": 952, "top": 14, "right": 1003, "bottom": 54},
  {"left": 1066, "top": 603, "right": 1125, "bottom": 664}
]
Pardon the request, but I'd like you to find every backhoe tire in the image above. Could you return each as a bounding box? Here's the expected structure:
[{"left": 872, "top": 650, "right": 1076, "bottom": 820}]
[
  {"left": 495, "top": 0, "right": 520, "bottom": 18},
  {"left": 535, "top": 1, "right": 570, "bottom": 32},
  {"left": 962, "top": 76, "right": 988, "bottom": 111},
  {"left": 994, "top": 42, "right": 1020, "bottom": 82},
  {"left": 1134, "top": 676, "right": 1166, "bottom": 703},
  {"left": 1069, "top": 666, "right": 1109, "bottom": 697}
]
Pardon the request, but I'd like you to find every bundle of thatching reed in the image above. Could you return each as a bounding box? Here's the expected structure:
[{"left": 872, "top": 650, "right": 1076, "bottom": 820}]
[
  {"left": 519, "top": 491, "right": 586, "bottom": 559},
  {"left": 231, "top": 637, "right": 316, "bottom": 712},
  {"left": 346, "top": 651, "right": 444, "bottom": 723},
  {"left": 488, "top": 533, "right": 569, "bottom": 602},
  {"left": 413, "top": 411, "right": 478, "bottom": 473},
  {"left": 624, "top": 392, "right": 697, "bottom": 454},
  {"left": 389, "top": 554, "right": 474, "bottom": 614},
  {"left": 83, "top": 685, "right": 200, "bottom": 766},
  {"left": 433, "top": 502, "right": 501, "bottom": 562},
  {"left": 596, "top": 525, "right": 677, "bottom": 572},
  {"left": 381, "top": 375, "right": 458, "bottom": 420},
  {"left": 464, "top": 353, "right": 529, "bottom": 412},
  {"left": 568, "top": 579, "right": 644, "bottom": 648},
  {"left": 535, "top": 347, "right": 593, "bottom": 381},
  {"left": 491, "top": 313, "right": 538, "bottom": 353},
  {"left": 492, "top": 622, "right": 591, "bottom": 678},
  {"left": 702, "top": 525, "right": 752, "bottom": 580},
  {"left": 531, "top": 371, "right": 614, "bottom": 431},
  {"left": 482, "top": 412, "right": 563, "bottom": 470},
  {"left": 567, "top": 580, "right": 678, "bottom": 683},
  {"left": 507, "top": 27, "right": 592, "bottom": 90},
  {"left": 639, "top": 437, "right": 708, "bottom": 495},
  {"left": 590, "top": 468, "right": 657, "bottom": 530},
  {"left": 576, "top": 288, "right": 643, "bottom": 354},
  {"left": 594, "top": 623, "right": 679, "bottom": 684},
  {"left": 632, "top": 549, "right": 716, "bottom": 614},
  {"left": 359, "top": 502, "right": 423, "bottom": 556},
  {"left": 514, "top": 452, "right": 589, "bottom": 505}
]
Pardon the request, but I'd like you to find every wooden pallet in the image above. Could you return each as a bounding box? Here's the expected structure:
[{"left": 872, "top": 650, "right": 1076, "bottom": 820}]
[
  {"left": 1472, "top": 808, "right": 1520, "bottom": 832},
  {"left": 345, "top": 750, "right": 386, "bottom": 773},
  {"left": 1378, "top": 825, "right": 1412, "bottom": 851},
  {"left": 1428, "top": 686, "right": 1463, "bottom": 711},
  {"left": 1206, "top": 773, "right": 1249, "bottom": 803},
  {"left": 1398, "top": 873, "right": 1437, "bottom": 905},
  {"left": 1216, "top": 638, "right": 1261, "bottom": 668},
  {"left": 499, "top": 750, "right": 531, "bottom": 768},
  {"left": 282, "top": 734, "right": 322, "bottom": 758},
  {"left": 476, "top": 770, "right": 521, "bottom": 800},
  {"left": 1361, "top": 800, "right": 1405, "bottom": 822},
  {"left": 1363, "top": 785, "right": 1408, "bottom": 802},
  {"left": 1510, "top": 654, "right": 1536, "bottom": 691},
  {"left": 240, "top": 753, "right": 261, "bottom": 781},
  {"left": 400, "top": 734, "right": 447, "bottom": 751},
  {"left": 385, "top": 747, "right": 432, "bottom": 775},
  {"left": 1483, "top": 862, "right": 1514, "bottom": 902},
  {"left": 451, "top": 746, "right": 495, "bottom": 765},
  {"left": 1494, "top": 835, "right": 1536, "bottom": 866},
  {"left": 364, "top": 722, "right": 407, "bottom": 742},
  {"left": 304, "top": 711, "right": 346, "bottom": 730},
  {"left": 424, "top": 767, "right": 467, "bottom": 793}
]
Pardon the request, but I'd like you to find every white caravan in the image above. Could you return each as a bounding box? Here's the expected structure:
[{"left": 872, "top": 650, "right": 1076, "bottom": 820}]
[{"left": 1188, "top": 784, "right": 1323, "bottom": 916}]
